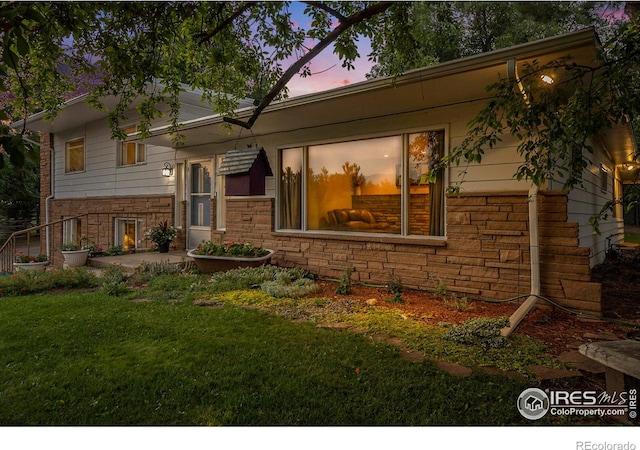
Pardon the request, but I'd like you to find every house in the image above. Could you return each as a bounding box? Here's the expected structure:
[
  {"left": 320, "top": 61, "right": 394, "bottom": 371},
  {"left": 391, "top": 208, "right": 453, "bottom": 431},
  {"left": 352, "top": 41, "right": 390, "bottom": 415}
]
[{"left": 17, "top": 28, "right": 636, "bottom": 315}]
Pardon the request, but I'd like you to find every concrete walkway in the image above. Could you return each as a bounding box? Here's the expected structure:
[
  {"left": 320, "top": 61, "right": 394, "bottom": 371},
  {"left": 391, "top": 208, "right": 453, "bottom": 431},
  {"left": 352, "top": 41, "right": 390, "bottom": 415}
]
[{"left": 88, "top": 250, "right": 192, "bottom": 271}]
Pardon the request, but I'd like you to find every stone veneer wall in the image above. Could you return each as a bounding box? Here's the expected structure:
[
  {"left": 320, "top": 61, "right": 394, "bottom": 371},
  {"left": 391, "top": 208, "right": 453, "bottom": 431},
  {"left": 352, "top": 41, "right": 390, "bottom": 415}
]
[
  {"left": 219, "top": 192, "right": 601, "bottom": 315},
  {"left": 46, "top": 195, "right": 180, "bottom": 266}
]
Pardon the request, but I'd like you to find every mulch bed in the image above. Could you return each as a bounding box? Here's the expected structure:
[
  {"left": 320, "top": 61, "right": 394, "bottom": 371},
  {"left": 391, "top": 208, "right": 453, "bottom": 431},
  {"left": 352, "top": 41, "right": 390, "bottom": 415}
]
[{"left": 311, "top": 258, "right": 640, "bottom": 359}]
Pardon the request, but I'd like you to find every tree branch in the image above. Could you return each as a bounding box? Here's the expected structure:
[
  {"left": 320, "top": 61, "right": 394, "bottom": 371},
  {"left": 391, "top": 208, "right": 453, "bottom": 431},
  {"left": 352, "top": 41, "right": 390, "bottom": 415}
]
[
  {"left": 224, "top": 2, "right": 394, "bottom": 129},
  {"left": 195, "top": 2, "right": 254, "bottom": 43},
  {"left": 302, "top": 1, "right": 347, "bottom": 22}
]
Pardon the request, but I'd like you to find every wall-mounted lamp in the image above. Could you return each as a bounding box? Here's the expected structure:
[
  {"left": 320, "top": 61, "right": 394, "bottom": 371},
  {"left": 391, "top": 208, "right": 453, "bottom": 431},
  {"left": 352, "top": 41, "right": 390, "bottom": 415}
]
[
  {"left": 540, "top": 74, "right": 554, "bottom": 85},
  {"left": 162, "top": 162, "right": 174, "bottom": 177}
]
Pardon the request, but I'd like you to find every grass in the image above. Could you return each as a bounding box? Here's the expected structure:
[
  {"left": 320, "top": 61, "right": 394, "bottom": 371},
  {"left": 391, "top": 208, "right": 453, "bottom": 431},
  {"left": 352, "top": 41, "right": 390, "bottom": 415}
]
[
  {"left": 0, "top": 290, "right": 535, "bottom": 425},
  {"left": 0, "top": 266, "right": 589, "bottom": 425},
  {"left": 625, "top": 233, "right": 640, "bottom": 244}
]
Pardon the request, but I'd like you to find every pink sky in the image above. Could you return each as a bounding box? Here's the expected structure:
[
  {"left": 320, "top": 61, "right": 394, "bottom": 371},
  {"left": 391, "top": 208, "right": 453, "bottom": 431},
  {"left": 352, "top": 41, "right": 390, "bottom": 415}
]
[
  {"left": 285, "top": 39, "right": 374, "bottom": 97},
  {"left": 284, "top": 2, "right": 374, "bottom": 97}
]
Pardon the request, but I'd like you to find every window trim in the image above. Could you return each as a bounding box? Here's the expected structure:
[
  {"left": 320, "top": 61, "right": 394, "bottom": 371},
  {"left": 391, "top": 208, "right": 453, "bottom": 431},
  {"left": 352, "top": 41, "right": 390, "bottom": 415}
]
[
  {"left": 64, "top": 137, "right": 86, "bottom": 174},
  {"left": 276, "top": 125, "right": 449, "bottom": 238},
  {"left": 114, "top": 217, "right": 143, "bottom": 250},
  {"left": 117, "top": 124, "right": 147, "bottom": 167}
]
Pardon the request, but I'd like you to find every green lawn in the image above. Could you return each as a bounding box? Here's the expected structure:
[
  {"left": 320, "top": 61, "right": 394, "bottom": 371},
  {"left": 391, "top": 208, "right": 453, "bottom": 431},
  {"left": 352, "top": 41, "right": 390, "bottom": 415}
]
[
  {"left": 625, "top": 233, "right": 640, "bottom": 244},
  {"left": 0, "top": 291, "right": 532, "bottom": 425}
]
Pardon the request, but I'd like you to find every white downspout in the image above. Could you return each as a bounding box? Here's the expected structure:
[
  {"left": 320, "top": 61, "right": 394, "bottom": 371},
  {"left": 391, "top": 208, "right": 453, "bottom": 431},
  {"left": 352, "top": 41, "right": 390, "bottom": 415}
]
[
  {"left": 501, "top": 57, "right": 542, "bottom": 336},
  {"left": 24, "top": 136, "right": 54, "bottom": 259},
  {"left": 501, "top": 183, "right": 541, "bottom": 336}
]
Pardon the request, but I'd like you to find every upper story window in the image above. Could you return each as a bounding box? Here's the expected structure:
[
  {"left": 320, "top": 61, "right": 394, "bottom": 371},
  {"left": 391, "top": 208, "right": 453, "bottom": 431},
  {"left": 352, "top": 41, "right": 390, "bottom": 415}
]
[
  {"left": 65, "top": 138, "right": 85, "bottom": 173},
  {"left": 118, "top": 125, "right": 146, "bottom": 166},
  {"left": 278, "top": 129, "right": 446, "bottom": 237}
]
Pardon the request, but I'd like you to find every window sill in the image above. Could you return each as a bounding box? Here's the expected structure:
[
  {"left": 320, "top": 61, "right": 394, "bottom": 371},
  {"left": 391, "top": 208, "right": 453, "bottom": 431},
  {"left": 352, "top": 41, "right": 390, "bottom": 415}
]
[
  {"left": 273, "top": 230, "right": 447, "bottom": 247},
  {"left": 116, "top": 162, "right": 147, "bottom": 168}
]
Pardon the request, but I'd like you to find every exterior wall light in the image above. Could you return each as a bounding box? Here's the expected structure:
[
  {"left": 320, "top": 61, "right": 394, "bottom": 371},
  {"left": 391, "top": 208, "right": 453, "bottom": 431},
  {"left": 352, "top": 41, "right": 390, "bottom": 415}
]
[
  {"left": 540, "top": 74, "right": 554, "bottom": 85},
  {"left": 162, "top": 162, "right": 174, "bottom": 177}
]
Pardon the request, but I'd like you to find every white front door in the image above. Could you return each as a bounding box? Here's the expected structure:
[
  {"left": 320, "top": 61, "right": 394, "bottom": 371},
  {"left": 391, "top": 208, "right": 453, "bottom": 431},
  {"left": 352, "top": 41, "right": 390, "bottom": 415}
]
[{"left": 187, "top": 160, "right": 213, "bottom": 248}]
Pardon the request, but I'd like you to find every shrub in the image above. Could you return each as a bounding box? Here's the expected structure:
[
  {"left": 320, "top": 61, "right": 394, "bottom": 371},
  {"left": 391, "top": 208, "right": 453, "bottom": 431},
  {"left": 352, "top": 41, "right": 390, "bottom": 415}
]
[
  {"left": 335, "top": 267, "right": 353, "bottom": 295},
  {"left": 386, "top": 274, "right": 404, "bottom": 303},
  {"left": 134, "top": 260, "right": 186, "bottom": 282},
  {"left": 100, "top": 265, "right": 127, "bottom": 283},
  {"left": 442, "top": 317, "right": 511, "bottom": 349},
  {"left": 0, "top": 268, "right": 99, "bottom": 297},
  {"left": 99, "top": 265, "right": 130, "bottom": 297},
  {"left": 261, "top": 277, "right": 320, "bottom": 298},
  {"left": 208, "top": 265, "right": 318, "bottom": 297},
  {"left": 192, "top": 240, "right": 268, "bottom": 257}
]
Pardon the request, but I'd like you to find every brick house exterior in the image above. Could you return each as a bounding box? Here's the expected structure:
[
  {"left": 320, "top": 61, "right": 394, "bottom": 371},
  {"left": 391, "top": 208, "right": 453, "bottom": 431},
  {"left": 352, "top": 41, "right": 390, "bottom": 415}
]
[{"left": 20, "top": 29, "right": 635, "bottom": 316}]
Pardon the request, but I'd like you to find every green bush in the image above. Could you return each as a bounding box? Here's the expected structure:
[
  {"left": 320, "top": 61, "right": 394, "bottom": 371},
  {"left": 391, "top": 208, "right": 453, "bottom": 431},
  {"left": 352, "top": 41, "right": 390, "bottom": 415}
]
[
  {"left": 335, "top": 267, "right": 353, "bottom": 295},
  {"left": 99, "top": 265, "right": 130, "bottom": 297},
  {"left": 442, "top": 317, "right": 511, "bottom": 349},
  {"left": 261, "top": 277, "right": 320, "bottom": 298},
  {"left": 0, "top": 268, "right": 99, "bottom": 297},
  {"left": 134, "top": 260, "right": 186, "bottom": 282},
  {"left": 208, "top": 265, "right": 311, "bottom": 292}
]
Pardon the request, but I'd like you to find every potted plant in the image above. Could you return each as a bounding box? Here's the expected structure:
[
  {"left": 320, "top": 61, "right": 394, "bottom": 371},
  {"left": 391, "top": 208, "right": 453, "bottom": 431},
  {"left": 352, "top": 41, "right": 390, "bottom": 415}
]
[
  {"left": 61, "top": 238, "right": 90, "bottom": 267},
  {"left": 145, "top": 220, "right": 178, "bottom": 253},
  {"left": 14, "top": 253, "right": 49, "bottom": 271},
  {"left": 187, "top": 240, "right": 275, "bottom": 273}
]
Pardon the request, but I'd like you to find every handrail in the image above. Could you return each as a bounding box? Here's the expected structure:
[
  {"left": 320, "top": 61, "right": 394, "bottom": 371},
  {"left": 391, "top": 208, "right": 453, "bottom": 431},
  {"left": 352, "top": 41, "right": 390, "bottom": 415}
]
[
  {"left": 0, "top": 214, "right": 88, "bottom": 274},
  {"left": 0, "top": 211, "right": 175, "bottom": 274},
  {"left": 0, "top": 214, "right": 87, "bottom": 256}
]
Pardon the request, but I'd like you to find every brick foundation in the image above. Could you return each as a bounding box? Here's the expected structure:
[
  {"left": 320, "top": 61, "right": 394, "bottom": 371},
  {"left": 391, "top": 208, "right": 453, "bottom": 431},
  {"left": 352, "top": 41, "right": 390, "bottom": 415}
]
[
  {"left": 217, "top": 191, "right": 601, "bottom": 315},
  {"left": 45, "top": 195, "right": 182, "bottom": 265}
]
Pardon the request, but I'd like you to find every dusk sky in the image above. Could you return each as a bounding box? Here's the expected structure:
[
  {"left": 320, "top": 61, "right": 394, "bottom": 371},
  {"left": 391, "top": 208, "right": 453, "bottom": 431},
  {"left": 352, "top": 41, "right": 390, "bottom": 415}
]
[{"left": 284, "top": 2, "right": 374, "bottom": 97}]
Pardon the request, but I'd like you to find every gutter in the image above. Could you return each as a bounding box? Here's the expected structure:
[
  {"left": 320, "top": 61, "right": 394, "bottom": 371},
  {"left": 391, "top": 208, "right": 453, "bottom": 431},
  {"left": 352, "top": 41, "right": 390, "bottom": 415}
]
[{"left": 144, "top": 28, "right": 600, "bottom": 141}]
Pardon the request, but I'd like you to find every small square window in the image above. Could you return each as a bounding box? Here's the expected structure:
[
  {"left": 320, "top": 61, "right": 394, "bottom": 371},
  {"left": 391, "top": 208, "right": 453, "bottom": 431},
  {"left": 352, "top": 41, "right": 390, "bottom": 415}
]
[
  {"left": 65, "top": 138, "right": 85, "bottom": 173},
  {"left": 118, "top": 125, "right": 146, "bottom": 166}
]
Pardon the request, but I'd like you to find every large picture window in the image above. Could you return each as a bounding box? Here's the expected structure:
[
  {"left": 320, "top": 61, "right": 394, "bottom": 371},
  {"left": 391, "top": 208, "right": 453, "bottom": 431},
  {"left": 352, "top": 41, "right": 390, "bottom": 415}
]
[
  {"left": 279, "top": 130, "right": 445, "bottom": 237},
  {"left": 65, "top": 138, "right": 85, "bottom": 173}
]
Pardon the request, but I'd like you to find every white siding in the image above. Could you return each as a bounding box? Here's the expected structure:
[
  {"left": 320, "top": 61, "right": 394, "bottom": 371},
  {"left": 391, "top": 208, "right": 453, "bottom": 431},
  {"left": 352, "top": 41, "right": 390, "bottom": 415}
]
[
  {"left": 176, "top": 101, "right": 533, "bottom": 198},
  {"left": 53, "top": 117, "right": 176, "bottom": 199},
  {"left": 565, "top": 144, "right": 624, "bottom": 266}
]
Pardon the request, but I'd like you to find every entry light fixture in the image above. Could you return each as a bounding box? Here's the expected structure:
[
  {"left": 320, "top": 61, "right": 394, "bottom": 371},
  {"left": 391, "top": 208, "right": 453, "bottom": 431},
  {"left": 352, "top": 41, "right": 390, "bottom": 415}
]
[
  {"left": 540, "top": 74, "right": 554, "bottom": 85},
  {"left": 162, "top": 162, "right": 174, "bottom": 177}
]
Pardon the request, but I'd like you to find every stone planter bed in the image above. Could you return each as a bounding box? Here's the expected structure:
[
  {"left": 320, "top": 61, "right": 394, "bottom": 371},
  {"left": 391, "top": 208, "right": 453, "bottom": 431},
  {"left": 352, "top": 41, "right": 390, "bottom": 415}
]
[{"left": 186, "top": 249, "right": 275, "bottom": 273}]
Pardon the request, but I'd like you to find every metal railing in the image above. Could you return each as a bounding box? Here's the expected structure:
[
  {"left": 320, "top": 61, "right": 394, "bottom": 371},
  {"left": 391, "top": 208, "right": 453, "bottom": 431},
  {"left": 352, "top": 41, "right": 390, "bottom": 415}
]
[{"left": 0, "top": 211, "right": 176, "bottom": 274}]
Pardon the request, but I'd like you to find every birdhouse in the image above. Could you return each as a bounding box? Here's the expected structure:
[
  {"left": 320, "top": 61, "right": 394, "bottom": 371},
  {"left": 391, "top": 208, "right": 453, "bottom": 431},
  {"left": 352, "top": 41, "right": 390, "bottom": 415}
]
[{"left": 218, "top": 147, "right": 273, "bottom": 196}]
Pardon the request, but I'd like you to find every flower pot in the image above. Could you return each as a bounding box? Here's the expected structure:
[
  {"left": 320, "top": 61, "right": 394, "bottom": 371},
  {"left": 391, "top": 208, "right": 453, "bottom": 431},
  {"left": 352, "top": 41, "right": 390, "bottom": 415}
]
[
  {"left": 14, "top": 261, "right": 48, "bottom": 272},
  {"left": 158, "top": 242, "right": 170, "bottom": 253},
  {"left": 62, "top": 249, "right": 90, "bottom": 268},
  {"left": 186, "top": 249, "right": 275, "bottom": 273}
]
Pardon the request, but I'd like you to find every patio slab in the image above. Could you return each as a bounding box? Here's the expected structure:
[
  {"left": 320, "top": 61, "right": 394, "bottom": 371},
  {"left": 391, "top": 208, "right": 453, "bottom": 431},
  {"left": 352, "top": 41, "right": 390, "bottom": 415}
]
[{"left": 88, "top": 250, "right": 192, "bottom": 271}]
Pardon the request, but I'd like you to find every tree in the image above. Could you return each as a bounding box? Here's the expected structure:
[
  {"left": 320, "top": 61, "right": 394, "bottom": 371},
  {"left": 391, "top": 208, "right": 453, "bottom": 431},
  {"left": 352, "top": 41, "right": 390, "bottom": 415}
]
[
  {"left": 368, "top": 1, "right": 616, "bottom": 78},
  {"left": 1, "top": 1, "right": 404, "bottom": 148},
  {"left": 437, "top": 3, "right": 640, "bottom": 233},
  {"left": 0, "top": 134, "right": 39, "bottom": 237}
]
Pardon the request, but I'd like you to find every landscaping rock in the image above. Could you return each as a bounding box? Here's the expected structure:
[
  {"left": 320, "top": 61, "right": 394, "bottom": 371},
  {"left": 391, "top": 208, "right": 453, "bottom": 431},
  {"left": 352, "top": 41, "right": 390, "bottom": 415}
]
[
  {"left": 526, "top": 365, "right": 582, "bottom": 381},
  {"left": 399, "top": 350, "right": 426, "bottom": 363},
  {"left": 435, "top": 361, "right": 473, "bottom": 377}
]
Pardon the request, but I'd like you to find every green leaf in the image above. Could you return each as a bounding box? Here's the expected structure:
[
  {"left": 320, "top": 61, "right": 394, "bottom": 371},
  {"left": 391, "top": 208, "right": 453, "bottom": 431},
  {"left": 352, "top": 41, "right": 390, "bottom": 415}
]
[{"left": 15, "top": 33, "right": 29, "bottom": 56}]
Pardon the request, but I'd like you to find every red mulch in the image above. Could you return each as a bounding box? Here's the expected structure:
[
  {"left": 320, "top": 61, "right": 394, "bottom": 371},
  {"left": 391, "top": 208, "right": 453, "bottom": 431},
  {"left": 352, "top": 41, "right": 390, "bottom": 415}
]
[{"left": 312, "top": 258, "right": 640, "bottom": 358}]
